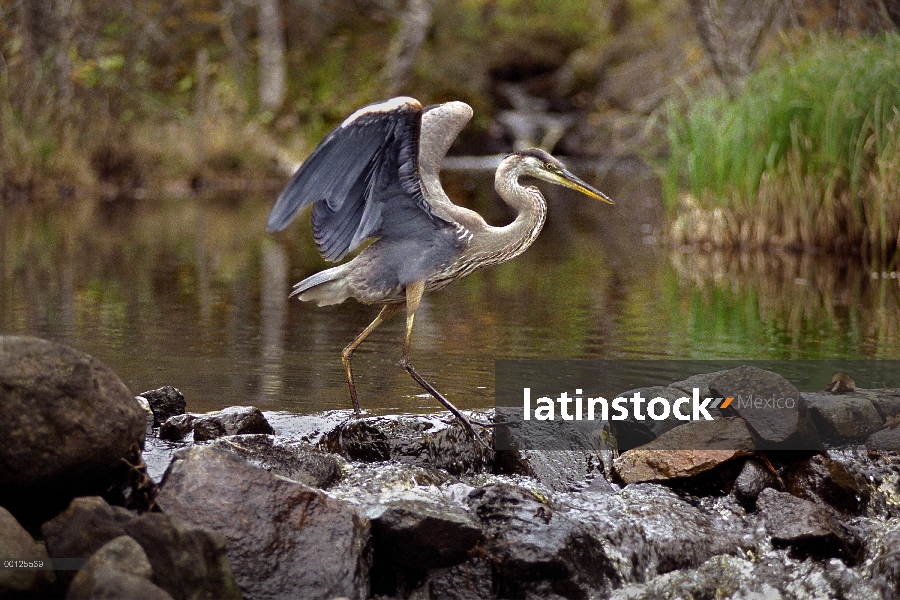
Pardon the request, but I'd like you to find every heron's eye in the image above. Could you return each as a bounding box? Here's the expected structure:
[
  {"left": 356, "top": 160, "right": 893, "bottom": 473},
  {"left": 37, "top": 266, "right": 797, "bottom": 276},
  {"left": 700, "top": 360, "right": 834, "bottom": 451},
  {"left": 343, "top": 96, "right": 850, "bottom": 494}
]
[{"left": 544, "top": 162, "right": 557, "bottom": 171}]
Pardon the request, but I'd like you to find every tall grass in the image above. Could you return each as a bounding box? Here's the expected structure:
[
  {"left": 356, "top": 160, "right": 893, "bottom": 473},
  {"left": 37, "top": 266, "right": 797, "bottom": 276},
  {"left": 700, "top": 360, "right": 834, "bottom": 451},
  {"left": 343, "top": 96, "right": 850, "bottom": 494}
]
[{"left": 664, "top": 34, "right": 900, "bottom": 260}]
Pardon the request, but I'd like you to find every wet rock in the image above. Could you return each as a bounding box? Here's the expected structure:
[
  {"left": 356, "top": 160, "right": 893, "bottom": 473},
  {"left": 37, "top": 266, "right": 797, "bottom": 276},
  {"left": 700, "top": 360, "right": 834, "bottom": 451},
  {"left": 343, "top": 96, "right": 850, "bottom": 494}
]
[
  {"left": 136, "top": 396, "right": 156, "bottom": 434},
  {"left": 869, "top": 529, "right": 900, "bottom": 600},
  {"left": 668, "top": 369, "right": 731, "bottom": 402},
  {"left": 804, "top": 392, "right": 882, "bottom": 440},
  {"left": 733, "top": 459, "right": 780, "bottom": 506},
  {"left": 139, "top": 386, "right": 186, "bottom": 426},
  {"left": 496, "top": 416, "right": 614, "bottom": 490},
  {"left": 408, "top": 556, "right": 494, "bottom": 600},
  {"left": 0, "top": 336, "right": 147, "bottom": 524},
  {"left": 369, "top": 498, "right": 482, "bottom": 570},
  {"left": 66, "top": 535, "right": 171, "bottom": 600},
  {"left": 609, "top": 552, "right": 879, "bottom": 600},
  {"left": 866, "top": 425, "right": 900, "bottom": 452},
  {"left": 122, "top": 512, "right": 240, "bottom": 600},
  {"left": 782, "top": 454, "right": 870, "bottom": 514},
  {"left": 621, "top": 386, "right": 702, "bottom": 441},
  {"left": 209, "top": 434, "right": 344, "bottom": 488},
  {"left": 755, "top": 488, "right": 863, "bottom": 563},
  {"left": 613, "top": 418, "right": 754, "bottom": 484},
  {"left": 467, "top": 483, "right": 618, "bottom": 598},
  {"left": 192, "top": 406, "right": 273, "bottom": 442},
  {"left": 321, "top": 414, "right": 491, "bottom": 475},
  {"left": 41, "top": 496, "right": 136, "bottom": 588},
  {"left": 158, "top": 414, "right": 196, "bottom": 441},
  {"left": 157, "top": 445, "right": 370, "bottom": 600},
  {"left": 0, "top": 506, "right": 56, "bottom": 599},
  {"left": 855, "top": 389, "right": 900, "bottom": 421},
  {"left": 709, "top": 365, "right": 820, "bottom": 450}
]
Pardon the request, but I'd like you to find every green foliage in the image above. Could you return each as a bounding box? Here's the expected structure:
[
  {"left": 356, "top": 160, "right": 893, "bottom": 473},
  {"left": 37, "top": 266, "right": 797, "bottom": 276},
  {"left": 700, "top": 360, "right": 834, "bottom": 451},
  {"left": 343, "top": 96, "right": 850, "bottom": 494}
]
[{"left": 664, "top": 34, "right": 900, "bottom": 256}]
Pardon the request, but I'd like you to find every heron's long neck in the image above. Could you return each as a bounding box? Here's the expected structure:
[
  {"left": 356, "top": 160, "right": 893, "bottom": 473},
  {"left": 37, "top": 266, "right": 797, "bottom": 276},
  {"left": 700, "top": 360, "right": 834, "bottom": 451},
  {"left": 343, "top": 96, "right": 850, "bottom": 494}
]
[{"left": 475, "top": 160, "right": 548, "bottom": 266}]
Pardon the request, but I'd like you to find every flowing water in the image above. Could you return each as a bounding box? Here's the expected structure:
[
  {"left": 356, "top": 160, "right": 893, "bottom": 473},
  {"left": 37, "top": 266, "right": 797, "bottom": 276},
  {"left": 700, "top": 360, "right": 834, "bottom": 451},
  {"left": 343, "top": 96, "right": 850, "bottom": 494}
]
[{"left": 3, "top": 161, "right": 900, "bottom": 415}]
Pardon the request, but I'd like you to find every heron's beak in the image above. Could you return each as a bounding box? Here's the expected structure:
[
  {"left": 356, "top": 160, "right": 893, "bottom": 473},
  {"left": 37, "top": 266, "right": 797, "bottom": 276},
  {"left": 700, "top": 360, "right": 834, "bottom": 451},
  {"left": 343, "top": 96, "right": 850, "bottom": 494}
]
[{"left": 558, "top": 170, "right": 614, "bottom": 205}]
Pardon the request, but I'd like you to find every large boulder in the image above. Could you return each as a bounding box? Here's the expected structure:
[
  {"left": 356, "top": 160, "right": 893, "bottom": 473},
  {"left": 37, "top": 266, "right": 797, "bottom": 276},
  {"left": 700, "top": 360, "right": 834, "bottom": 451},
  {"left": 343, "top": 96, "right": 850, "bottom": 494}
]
[
  {"left": 157, "top": 445, "right": 370, "bottom": 600},
  {"left": 0, "top": 336, "right": 146, "bottom": 523},
  {"left": 0, "top": 506, "right": 56, "bottom": 599}
]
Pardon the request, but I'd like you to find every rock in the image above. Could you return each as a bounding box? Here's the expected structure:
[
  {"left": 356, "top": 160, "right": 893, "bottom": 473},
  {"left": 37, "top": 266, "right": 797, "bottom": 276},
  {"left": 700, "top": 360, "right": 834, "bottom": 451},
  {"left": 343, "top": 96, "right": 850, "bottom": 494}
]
[
  {"left": 159, "top": 414, "right": 196, "bottom": 441},
  {"left": 68, "top": 567, "right": 174, "bottom": 600},
  {"left": 782, "top": 454, "right": 870, "bottom": 514},
  {"left": 803, "top": 392, "right": 882, "bottom": 440},
  {"left": 67, "top": 535, "right": 155, "bottom": 598},
  {"left": 41, "top": 497, "right": 136, "bottom": 588},
  {"left": 369, "top": 498, "right": 482, "bottom": 570},
  {"left": 870, "top": 529, "right": 900, "bottom": 600},
  {"left": 733, "top": 459, "right": 780, "bottom": 506},
  {"left": 209, "top": 435, "right": 343, "bottom": 488},
  {"left": 156, "top": 445, "right": 370, "bottom": 600},
  {"left": 495, "top": 416, "right": 614, "bottom": 490},
  {"left": 0, "top": 336, "right": 146, "bottom": 524},
  {"left": 0, "top": 506, "right": 56, "bottom": 599},
  {"left": 408, "top": 556, "right": 494, "bottom": 600},
  {"left": 613, "top": 418, "right": 754, "bottom": 484},
  {"left": 755, "top": 488, "right": 863, "bottom": 563},
  {"left": 669, "top": 369, "right": 731, "bottom": 400},
  {"left": 192, "top": 406, "right": 274, "bottom": 442},
  {"left": 467, "top": 483, "right": 618, "bottom": 598},
  {"left": 620, "top": 386, "right": 702, "bottom": 442},
  {"left": 855, "top": 389, "right": 900, "bottom": 421},
  {"left": 139, "top": 386, "right": 186, "bottom": 426},
  {"left": 321, "top": 414, "right": 491, "bottom": 475},
  {"left": 709, "top": 365, "right": 820, "bottom": 450},
  {"left": 866, "top": 425, "right": 900, "bottom": 452},
  {"left": 123, "top": 512, "right": 240, "bottom": 600},
  {"left": 609, "top": 552, "right": 878, "bottom": 600},
  {"left": 136, "top": 396, "right": 156, "bottom": 433}
]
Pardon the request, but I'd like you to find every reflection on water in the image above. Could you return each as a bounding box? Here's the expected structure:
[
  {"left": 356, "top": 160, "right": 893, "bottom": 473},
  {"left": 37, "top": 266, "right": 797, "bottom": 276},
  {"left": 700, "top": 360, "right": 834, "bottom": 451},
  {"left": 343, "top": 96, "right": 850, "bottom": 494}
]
[{"left": 2, "top": 166, "right": 900, "bottom": 414}]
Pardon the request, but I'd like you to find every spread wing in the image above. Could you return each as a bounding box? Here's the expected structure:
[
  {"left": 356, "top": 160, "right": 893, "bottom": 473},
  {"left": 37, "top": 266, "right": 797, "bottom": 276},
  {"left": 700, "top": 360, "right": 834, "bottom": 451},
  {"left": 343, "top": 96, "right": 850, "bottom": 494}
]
[{"left": 266, "top": 97, "right": 453, "bottom": 262}]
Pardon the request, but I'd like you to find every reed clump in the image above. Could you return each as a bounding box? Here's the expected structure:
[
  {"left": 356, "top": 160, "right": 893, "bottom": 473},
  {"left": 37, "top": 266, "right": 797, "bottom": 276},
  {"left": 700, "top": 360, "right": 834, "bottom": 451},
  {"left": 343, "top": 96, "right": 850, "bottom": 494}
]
[{"left": 664, "top": 34, "right": 900, "bottom": 261}]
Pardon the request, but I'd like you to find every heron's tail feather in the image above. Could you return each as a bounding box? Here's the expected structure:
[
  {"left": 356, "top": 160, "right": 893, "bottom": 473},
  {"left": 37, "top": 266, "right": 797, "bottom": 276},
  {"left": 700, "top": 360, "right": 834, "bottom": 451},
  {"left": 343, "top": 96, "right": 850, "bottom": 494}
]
[{"left": 291, "top": 265, "right": 351, "bottom": 306}]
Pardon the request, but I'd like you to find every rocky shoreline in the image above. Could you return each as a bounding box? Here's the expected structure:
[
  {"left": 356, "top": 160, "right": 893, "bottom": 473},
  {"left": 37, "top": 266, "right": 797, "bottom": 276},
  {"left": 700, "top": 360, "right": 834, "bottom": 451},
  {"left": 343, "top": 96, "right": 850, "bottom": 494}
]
[{"left": 2, "top": 335, "right": 900, "bottom": 599}]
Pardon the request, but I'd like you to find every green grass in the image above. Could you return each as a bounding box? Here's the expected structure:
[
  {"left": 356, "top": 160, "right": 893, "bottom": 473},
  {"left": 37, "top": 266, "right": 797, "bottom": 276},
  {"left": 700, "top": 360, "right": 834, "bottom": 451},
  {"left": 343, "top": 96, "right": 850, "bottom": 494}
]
[{"left": 664, "top": 34, "right": 900, "bottom": 259}]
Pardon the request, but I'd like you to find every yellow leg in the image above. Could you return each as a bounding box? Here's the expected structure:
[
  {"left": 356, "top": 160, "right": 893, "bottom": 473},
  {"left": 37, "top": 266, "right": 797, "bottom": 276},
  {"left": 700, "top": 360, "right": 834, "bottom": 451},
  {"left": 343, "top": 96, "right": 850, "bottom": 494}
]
[
  {"left": 342, "top": 303, "right": 401, "bottom": 413},
  {"left": 400, "top": 281, "right": 486, "bottom": 446}
]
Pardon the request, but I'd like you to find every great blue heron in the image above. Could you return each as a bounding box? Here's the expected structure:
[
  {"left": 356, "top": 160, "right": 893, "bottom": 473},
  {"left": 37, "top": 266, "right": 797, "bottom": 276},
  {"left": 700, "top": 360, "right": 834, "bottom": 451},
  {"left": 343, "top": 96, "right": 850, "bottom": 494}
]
[{"left": 267, "top": 97, "right": 613, "bottom": 441}]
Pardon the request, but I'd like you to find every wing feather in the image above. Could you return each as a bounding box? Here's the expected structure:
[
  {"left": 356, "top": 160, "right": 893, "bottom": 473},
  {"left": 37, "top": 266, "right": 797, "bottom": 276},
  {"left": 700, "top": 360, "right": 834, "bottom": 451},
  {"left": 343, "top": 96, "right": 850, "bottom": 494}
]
[{"left": 266, "top": 97, "right": 453, "bottom": 261}]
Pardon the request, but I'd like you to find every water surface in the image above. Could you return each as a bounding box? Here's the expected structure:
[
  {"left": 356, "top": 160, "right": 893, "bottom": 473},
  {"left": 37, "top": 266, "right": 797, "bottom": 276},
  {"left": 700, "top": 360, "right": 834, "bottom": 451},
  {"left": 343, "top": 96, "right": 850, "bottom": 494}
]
[{"left": 2, "top": 164, "right": 899, "bottom": 414}]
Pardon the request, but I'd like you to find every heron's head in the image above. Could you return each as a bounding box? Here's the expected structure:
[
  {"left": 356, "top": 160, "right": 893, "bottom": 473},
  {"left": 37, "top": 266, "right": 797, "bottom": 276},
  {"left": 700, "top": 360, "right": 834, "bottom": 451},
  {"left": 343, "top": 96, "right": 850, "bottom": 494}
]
[{"left": 511, "top": 148, "right": 614, "bottom": 204}]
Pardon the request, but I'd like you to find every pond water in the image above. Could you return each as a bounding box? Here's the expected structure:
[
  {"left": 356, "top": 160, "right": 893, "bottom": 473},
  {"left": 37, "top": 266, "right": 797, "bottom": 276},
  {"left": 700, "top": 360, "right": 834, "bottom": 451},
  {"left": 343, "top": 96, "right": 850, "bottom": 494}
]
[{"left": 2, "top": 161, "right": 900, "bottom": 415}]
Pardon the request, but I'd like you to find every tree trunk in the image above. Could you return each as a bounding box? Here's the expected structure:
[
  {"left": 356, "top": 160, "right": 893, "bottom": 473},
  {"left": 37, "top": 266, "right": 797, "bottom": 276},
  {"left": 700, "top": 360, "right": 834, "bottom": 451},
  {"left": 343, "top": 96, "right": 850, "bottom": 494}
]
[
  {"left": 380, "top": 0, "right": 434, "bottom": 96},
  {"left": 257, "top": 0, "right": 287, "bottom": 112}
]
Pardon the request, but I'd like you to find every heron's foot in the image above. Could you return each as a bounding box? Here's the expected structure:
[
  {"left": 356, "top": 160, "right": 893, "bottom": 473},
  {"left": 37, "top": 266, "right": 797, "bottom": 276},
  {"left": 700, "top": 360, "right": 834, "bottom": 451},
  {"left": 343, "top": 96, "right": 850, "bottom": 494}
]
[{"left": 399, "top": 357, "right": 488, "bottom": 448}]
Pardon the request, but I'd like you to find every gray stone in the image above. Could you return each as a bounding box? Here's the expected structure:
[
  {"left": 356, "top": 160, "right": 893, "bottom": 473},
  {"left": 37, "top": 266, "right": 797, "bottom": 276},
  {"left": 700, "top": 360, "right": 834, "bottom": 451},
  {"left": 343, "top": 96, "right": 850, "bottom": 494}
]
[
  {"left": 209, "top": 434, "right": 343, "bottom": 488},
  {"left": 67, "top": 567, "right": 173, "bottom": 600},
  {"left": 0, "top": 336, "right": 146, "bottom": 523},
  {"left": 157, "top": 445, "right": 370, "bottom": 600},
  {"left": 0, "top": 506, "right": 56, "bottom": 599},
  {"left": 756, "top": 488, "right": 863, "bottom": 564},
  {"left": 123, "top": 512, "right": 240, "bottom": 600},
  {"left": 854, "top": 389, "right": 900, "bottom": 421},
  {"left": 733, "top": 459, "right": 780, "bottom": 506},
  {"left": 139, "top": 386, "right": 186, "bottom": 426},
  {"left": 192, "top": 406, "right": 273, "bottom": 442},
  {"left": 41, "top": 497, "right": 136, "bottom": 589},
  {"left": 136, "top": 396, "right": 156, "bottom": 434},
  {"left": 866, "top": 425, "right": 900, "bottom": 452},
  {"left": 369, "top": 498, "right": 482, "bottom": 569},
  {"left": 709, "top": 365, "right": 820, "bottom": 450},
  {"left": 804, "top": 392, "right": 882, "bottom": 439},
  {"left": 669, "top": 369, "right": 731, "bottom": 400},
  {"left": 67, "top": 535, "right": 155, "bottom": 599},
  {"left": 159, "top": 414, "right": 197, "bottom": 441},
  {"left": 783, "top": 454, "right": 870, "bottom": 515}
]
